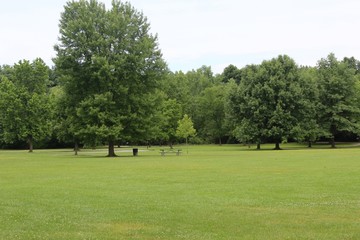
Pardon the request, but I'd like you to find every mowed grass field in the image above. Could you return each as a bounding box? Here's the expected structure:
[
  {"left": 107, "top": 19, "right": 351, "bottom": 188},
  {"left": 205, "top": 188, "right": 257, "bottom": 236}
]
[{"left": 1, "top": 144, "right": 360, "bottom": 239}]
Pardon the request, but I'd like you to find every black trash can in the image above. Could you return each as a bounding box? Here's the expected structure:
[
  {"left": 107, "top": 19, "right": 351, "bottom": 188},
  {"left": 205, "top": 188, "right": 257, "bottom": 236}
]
[{"left": 132, "top": 148, "right": 138, "bottom": 156}]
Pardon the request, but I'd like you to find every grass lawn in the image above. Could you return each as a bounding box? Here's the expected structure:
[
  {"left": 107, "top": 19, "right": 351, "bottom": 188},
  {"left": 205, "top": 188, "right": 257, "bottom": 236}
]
[{"left": 1, "top": 144, "right": 360, "bottom": 239}]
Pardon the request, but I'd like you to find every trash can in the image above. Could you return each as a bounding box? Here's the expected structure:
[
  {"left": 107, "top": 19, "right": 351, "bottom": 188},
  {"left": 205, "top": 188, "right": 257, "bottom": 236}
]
[{"left": 132, "top": 148, "right": 138, "bottom": 156}]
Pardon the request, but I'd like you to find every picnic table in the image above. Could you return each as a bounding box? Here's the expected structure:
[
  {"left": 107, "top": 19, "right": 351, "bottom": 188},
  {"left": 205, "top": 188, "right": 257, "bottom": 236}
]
[{"left": 160, "top": 149, "right": 182, "bottom": 156}]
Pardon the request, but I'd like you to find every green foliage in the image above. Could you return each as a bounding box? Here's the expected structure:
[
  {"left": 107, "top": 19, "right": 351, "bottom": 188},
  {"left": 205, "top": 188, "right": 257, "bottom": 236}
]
[
  {"left": 176, "top": 114, "right": 196, "bottom": 143},
  {"left": 156, "top": 98, "right": 183, "bottom": 144},
  {"left": 222, "top": 64, "right": 241, "bottom": 83},
  {"left": 196, "top": 85, "right": 228, "bottom": 144},
  {"left": 54, "top": 0, "right": 167, "bottom": 155},
  {"left": 293, "top": 67, "right": 323, "bottom": 146},
  {"left": 227, "top": 65, "right": 265, "bottom": 146},
  {"left": 0, "top": 77, "right": 25, "bottom": 143},
  {"left": 343, "top": 56, "right": 360, "bottom": 74},
  {"left": 162, "top": 66, "right": 226, "bottom": 143},
  {"left": 0, "top": 59, "right": 51, "bottom": 151},
  {"left": 228, "top": 55, "right": 307, "bottom": 149},
  {"left": 76, "top": 92, "right": 124, "bottom": 145},
  {"left": 317, "top": 53, "right": 360, "bottom": 147},
  {"left": 12, "top": 59, "right": 50, "bottom": 94}
]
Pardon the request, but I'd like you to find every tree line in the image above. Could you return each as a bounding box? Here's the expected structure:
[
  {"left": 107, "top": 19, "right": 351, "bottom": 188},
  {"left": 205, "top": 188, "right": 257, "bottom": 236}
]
[{"left": 1, "top": 0, "right": 360, "bottom": 154}]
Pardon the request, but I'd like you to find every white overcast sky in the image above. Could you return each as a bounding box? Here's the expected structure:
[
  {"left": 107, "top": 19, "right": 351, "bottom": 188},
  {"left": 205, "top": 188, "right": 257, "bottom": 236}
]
[{"left": 1, "top": 0, "right": 359, "bottom": 73}]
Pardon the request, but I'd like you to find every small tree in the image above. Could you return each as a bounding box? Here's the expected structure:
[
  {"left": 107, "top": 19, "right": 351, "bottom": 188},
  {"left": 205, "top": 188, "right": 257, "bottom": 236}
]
[{"left": 176, "top": 114, "right": 196, "bottom": 151}]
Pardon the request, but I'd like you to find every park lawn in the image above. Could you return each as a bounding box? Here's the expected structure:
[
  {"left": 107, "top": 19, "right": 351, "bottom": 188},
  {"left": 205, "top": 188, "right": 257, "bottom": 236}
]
[{"left": 0, "top": 144, "right": 360, "bottom": 239}]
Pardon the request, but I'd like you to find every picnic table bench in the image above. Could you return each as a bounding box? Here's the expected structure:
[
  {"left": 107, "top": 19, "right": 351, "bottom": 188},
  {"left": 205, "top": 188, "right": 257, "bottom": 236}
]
[{"left": 160, "top": 149, "right": 182, "bottom": 156}]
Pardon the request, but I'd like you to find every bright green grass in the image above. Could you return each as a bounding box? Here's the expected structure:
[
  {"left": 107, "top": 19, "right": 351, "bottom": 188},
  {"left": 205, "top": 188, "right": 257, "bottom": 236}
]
[{"left": 1, "top": 144, "right": 360, "bottom": 239}]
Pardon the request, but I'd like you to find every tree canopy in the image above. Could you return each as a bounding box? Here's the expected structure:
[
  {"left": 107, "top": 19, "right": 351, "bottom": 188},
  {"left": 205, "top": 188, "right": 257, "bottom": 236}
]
[
  {"left": 1, "top": 1, "right": 360, "bottom": 152},
  {"left": 228, "top": 55, "right": 309, "bottom": 149},
  {"left": 54, "top": 0, "right": 167, "bottom": 156},
  {"left": 317, "top": 54, "right": 360, "bottom": 147},
  {"left": 0, "top": 59, "right": 50, "bottom": 152},
  {"left": 176, "top": 114, "right": 196, "bottom": 145}
]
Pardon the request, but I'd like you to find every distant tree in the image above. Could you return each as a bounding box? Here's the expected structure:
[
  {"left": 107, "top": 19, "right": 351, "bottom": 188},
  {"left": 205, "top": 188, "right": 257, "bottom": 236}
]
[
  {"left": 0, "top": 77, "right": 25, "bottom": 146},
  {"left": 317, "top": 54, "right": 360, "bottom": 148},
  {"left": 51, "top": 85, "right": 89, "bottom": 155},
  {"left": 0, "top": 59, "right": 50, "bottom": 152},
  {"left": 156, "top": 98, "right": 183, "bottom": 146},
  {"left": 162, "top": 71, "right": 190, "bottom": 106},
  {"left": 184, "top": 66, "right": 216, "bottom": 114},
  {"left": 294, "top": 67, "right": 323, "bottom": 147},
  {"left": 54, "top": 0, "right": 167, "bottom": 156},
  {"left": 343, "top": 56, "right": 360, "bottom": 74},
  {"left": 197, "top": 85, "right": 228, "bottom": 144},
  {"left": 12, "top": 59, "right": 49, "bottom": 94},
  {"left": 228, "top": 56, "right": 306, "bottom": 150},
  {"left": 176, "top": 114, "right": 196, "bottom": 146},
  {"left": 227, "top": 65, "right": 267, "bottom": 149},
  {"left": 0, "top": 65, "right": 13, "bottom": 80},
  {"left": 222, "top": 64, "right": 241, "bottom": 84}
]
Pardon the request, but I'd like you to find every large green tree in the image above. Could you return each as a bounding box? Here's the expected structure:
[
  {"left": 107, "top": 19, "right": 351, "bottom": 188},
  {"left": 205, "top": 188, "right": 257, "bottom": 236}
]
[
  {"left": 54, "top": 0, "right": 167, "bottom": 156},
  {"left": 317, "top": 54, "right": 360, "bottom": 148},
  {"left": 227, "top": 65, "right": 265, "bottom": 149},
  {"left": 0, "top": 59, "right": 50, "bottom": 152},
  {"left": 228, "top": 55, "right": 306, "bottom": 149}
]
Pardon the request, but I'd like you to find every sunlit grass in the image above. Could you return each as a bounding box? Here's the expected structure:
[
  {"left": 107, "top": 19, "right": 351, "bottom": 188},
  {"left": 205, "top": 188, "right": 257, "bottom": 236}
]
[{"left": 1, "top": 144, "right": 360, "bottom": 239}]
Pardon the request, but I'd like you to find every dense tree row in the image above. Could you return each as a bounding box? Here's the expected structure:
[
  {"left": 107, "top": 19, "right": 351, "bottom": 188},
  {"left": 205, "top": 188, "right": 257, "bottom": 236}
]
[
  {"left": 1, "top": 0, "right": 360, "bottom": 154},
  {"left": 227, "top": 54, "right": 360, "bottom": 149},
  {"left": 1, "top": 53, "right": 359, "bottom": 152}
]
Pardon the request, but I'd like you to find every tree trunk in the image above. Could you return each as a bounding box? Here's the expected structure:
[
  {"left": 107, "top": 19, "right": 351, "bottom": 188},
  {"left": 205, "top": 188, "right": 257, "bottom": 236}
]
[
  {"left": 107, "top": 140, "right": 117, "bottom": 157},
  {"left": 74, "top": 141, "right": 79, "bottom": 155},
  {"left": 330, "top": 137, "right": 336, "bottom": 148},
  {"left": 308, "top": 141, "right": 312, "bottom": 148},
  {"left": 219, "top": 137, "right": 222, "bottom": 146},
  {"left": 256, "top": 143, "right": 261, "bottom": 150},
  {"left": 28, "top": 136, "right": 33, "bottom": 153},
  {"left": 274, "top": 142, "right": 281, "bottom": 150}
]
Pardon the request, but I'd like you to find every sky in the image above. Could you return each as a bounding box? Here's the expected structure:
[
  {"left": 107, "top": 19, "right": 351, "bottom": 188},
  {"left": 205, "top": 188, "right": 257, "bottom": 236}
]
[{"left": 1, "top": 0, "right": 359, "bottom": 74}]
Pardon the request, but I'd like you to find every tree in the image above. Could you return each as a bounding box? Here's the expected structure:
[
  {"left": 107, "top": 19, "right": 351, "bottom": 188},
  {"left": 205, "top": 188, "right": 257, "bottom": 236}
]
[
  {"left": 156, "top": 98, "right": 183, "bottom": 146},
  {"left": 50, "top": 86, "right": 81, "bottom": 155},
  {"left": 317, "top": 54, "right": 360, "bottom": 148},
  {"left": 294, "top": 67, "right": 322, "bottom": 147},
  {"left": 227, "top": 55, "right": 306, "bottom": 150},
  {"left": 343, "top": 57, "right": 360, "bottom": 74},
  {"left": 176, "top": 114, "right": 196, "bottom": 146},
  {"left": 222, "top": 64, "right": 241, "bottom": 84},
  {"left": 0, "top": 77, "right": 25, "bottom": 147},
  {"left": 227, "top": 65, "right": 267, "bottom": 149},
  {"left": 197, "top": 85, "right": 228, "bottom": 144},
  {"left": 0, "top": 59, "right": 50, "bottom": 152},
  {"left": 54, "top": 0, "right": 167, "bottom": 157}
]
